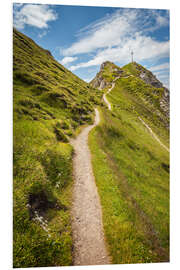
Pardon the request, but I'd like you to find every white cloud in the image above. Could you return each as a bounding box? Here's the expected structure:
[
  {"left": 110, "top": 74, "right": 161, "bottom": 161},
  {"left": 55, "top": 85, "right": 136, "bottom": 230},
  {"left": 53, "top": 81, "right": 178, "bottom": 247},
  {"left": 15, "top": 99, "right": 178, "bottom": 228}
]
[
  {"left": 156, "top": 14, "right": 169, "bottom": 27},
  {"left": 63, "top": 9, "right": 137, "bottom": 56},
  {"left": 64, "top": 9, "right": 169, "bottom": 71},
  {"left": 149, "top": 63, "right": 169, "bottom": 72},
  {"left": 13, "top": 4, "right": 58, "bottom": 29},
  {"left": 70, "top": 36, "right": 169, "bottom": 71},
  {"left": 63, "top": 9, "right": 169, "bottom": 57},
  {"left": 60, "top": 56, "right": 78, "bottom": 65}
]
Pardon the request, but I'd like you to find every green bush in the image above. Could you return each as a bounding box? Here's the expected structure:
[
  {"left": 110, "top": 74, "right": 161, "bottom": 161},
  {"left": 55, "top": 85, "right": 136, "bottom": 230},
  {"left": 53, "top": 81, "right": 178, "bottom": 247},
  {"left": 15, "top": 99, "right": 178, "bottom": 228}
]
[
  {"left": 14, "top": 71, "right": 39, "bottom": 85},
  {"left": 54, "top": 127, "right": 69, "bottom": 142}
]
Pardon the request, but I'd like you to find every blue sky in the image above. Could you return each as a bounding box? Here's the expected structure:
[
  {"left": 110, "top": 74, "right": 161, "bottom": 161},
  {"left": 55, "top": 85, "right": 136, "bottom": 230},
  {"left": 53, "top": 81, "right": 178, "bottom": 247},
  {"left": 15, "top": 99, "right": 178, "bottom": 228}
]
[{"left": 13, "top": 3, "right": 170, "bottom": 88}]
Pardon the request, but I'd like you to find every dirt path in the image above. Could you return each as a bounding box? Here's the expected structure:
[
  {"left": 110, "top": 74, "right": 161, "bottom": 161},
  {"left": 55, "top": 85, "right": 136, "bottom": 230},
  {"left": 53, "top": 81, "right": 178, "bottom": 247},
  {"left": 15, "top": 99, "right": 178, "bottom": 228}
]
[
  {"left": 138, "top": 116, "right": 169, "bottom": 152},
  {"left": 103, "top": 76, "right": 120, "bottom": 110},
  {"left": 103, "top": 83, "right": 115, "bottom": 110},
  {"left": 70, "top": 108, "right": 110, "bottom": 266}
]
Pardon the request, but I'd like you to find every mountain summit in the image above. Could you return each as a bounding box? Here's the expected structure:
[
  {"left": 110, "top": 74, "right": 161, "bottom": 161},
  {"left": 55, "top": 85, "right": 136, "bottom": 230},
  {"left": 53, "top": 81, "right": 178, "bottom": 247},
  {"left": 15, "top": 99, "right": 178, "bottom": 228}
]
[{"left": 91, "top": 61, "right": 169, "bottom": 122}]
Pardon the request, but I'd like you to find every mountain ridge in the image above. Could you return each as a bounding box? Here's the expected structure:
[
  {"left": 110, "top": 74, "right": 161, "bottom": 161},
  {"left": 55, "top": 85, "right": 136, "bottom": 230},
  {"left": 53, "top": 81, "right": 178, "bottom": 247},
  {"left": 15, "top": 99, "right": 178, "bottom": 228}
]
[{"left": 91, "top": 61, "right": 169, "bottom": 123}]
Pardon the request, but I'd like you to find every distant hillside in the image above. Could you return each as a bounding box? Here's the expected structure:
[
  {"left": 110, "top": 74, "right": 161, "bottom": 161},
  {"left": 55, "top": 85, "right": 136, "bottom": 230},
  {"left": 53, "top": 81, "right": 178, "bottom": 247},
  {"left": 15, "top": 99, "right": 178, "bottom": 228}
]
[
  {"left": 13, "top": 28, "right": 102, "bottom": 268},
  {"left": 91, "top": 61, "right": 169, "bottom": 128}
]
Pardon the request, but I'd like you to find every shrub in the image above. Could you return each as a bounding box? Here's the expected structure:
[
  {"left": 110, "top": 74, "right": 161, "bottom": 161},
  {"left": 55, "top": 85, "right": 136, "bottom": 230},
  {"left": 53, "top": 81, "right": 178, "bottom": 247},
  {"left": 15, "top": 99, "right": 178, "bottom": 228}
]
[
  {"left": 54, "top": 127, "right": 69, "bottom": 142},
  {"left": 31, "top": 84, "right": 50, "bottom": 95},
  {"left": 19, "top": 98, "right": 41, "bottom": 109},
  {"left": 14, "top": 71, "right": 39, "bottom": 85}
]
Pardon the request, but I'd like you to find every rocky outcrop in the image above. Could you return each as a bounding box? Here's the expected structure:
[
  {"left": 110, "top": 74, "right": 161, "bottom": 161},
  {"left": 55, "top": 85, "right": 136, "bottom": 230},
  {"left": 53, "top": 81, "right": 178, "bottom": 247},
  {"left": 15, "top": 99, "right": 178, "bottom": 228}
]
[
  {"left": 140, "top": 70, "right": 169, "bottom": 117},
  {"left": 160, "top": 87, "right": 170, "bottom": 118},
  {"left": 90, "top": 61, "right": 124, "bottom": 89},
  {"left": 139, "top": 71, "right": 163, "bottom": 88},
  {"left": 130, "top": 62, "right": 169, "bottom": 118},
  {"left": 91, "top": 73, "right": 110, "bottom": 90}
]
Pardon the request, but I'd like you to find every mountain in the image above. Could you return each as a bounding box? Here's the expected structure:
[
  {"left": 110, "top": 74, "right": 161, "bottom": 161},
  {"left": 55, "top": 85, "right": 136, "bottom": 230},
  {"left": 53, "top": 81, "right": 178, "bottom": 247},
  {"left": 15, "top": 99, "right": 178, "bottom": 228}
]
[
  {"left": 91, "top": 61, "right": 169, "bottom": 128},
  {"left": 13, "top": 28, "right": 102, "bottom": 268},
  {"left": 89, "top": 60, "right": 169, "bottom": 264}
]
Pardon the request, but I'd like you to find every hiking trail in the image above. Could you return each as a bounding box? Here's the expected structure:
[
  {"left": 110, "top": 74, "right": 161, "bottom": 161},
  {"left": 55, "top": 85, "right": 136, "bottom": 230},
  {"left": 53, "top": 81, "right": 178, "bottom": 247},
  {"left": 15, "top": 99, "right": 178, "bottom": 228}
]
[{"left": 70, "top": 108, "right": 110, "bottom": 266}]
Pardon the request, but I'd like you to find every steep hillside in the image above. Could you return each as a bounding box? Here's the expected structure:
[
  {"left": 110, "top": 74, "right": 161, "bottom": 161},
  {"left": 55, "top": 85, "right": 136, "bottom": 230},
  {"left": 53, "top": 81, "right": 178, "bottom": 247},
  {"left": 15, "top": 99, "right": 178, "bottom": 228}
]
[
  {"left": 13, "top": 28, "right": 102, "bottom": 268},
  {"left": 13, "top": 28, "right": 101, "bottom": 126},
  {"left": 89, "top": 61, "right": 169, "bottom": 263}
]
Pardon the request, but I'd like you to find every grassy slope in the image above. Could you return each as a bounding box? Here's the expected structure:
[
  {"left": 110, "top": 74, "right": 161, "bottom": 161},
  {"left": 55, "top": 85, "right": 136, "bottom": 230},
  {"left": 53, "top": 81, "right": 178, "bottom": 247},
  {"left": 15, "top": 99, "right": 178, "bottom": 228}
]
[
  {"left": 13, "top": 29, "right": 102, "bottom": 268},
  {"left": 89, "top": 65, "right": 169, "bottom": 263}
]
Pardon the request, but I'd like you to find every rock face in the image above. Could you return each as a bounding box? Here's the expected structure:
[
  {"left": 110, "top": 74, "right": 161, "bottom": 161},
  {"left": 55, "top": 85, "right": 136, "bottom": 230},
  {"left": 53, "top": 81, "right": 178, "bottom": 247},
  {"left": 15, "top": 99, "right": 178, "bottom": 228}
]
[
  {"left": 160, "top": 87, "right": 170, "bottom": 118},
  {"left": 134, "top": 63, "right": 164, "bottom": 88},
  {"left": 132, "top": 63, "right": 169, "bottom": 118},
  {"left": 90, "top": 61, "right": 124, "bottom": 89},
  {"left": 91, "top": 74, "right": 110, "bottom": 90}
]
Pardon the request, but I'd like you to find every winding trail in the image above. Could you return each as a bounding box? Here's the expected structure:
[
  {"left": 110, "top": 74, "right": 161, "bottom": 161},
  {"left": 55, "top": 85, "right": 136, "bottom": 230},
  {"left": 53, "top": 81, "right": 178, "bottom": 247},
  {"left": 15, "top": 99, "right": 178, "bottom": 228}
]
[
  {"left": 70, "top": 108, "right": 110, "bottom": 266},
  {"left": 103, "top": 76, "right": 120, "bottom": 110},
  {"left": 103, "top": 83, "right": 114, "bottom": 111},
  {"left": 70, "top": 74, "right": 168, "bottom": 266}
]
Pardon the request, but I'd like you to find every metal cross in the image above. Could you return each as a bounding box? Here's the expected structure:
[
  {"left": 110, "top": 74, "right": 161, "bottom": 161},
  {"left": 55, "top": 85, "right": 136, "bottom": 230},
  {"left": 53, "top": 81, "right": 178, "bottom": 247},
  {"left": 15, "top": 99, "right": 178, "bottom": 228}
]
[{"left": 131, "top": 51, "right": 134, "bottom": 63}]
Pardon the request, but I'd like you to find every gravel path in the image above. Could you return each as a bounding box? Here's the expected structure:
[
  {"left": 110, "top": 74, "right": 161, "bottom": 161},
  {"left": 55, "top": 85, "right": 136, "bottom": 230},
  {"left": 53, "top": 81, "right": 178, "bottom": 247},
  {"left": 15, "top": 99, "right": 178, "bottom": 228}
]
[
  {"left": 70, "top": 108, "right": 110, "bottom": 266},
  {"left": 103, "top": 76, "right": 120, "bottom": 110},
  {"left": 103, "top": 83, "right": 115, "bottom": 111}
]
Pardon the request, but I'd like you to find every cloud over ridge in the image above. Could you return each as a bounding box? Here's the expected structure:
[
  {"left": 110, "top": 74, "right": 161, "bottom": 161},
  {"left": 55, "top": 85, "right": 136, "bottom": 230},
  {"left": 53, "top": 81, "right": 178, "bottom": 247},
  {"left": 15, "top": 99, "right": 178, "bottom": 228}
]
[{"left": 62, "top": 9, "right": 169, "bottom": 74}]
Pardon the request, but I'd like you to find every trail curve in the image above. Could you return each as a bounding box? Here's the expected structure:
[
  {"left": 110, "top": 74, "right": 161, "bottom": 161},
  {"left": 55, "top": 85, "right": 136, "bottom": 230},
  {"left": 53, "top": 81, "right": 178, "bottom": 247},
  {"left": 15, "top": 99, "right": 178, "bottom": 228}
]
[{"left": 103, "top": 76, "right": 120, "bottom": 111}]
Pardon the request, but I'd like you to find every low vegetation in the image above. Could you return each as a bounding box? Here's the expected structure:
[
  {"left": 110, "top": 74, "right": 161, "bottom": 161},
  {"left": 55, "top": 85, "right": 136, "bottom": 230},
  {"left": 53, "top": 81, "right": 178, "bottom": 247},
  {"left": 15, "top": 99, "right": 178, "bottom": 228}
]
[{"left": 13, "top": 28, "right": 102, "bottom": 267}]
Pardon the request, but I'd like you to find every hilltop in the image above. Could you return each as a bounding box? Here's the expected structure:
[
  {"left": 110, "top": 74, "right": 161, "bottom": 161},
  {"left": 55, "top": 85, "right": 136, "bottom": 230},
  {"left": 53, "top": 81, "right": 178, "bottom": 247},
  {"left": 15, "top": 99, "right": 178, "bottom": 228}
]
[{"left": 91, "top": 61, "right": 169, "bottom": 128}]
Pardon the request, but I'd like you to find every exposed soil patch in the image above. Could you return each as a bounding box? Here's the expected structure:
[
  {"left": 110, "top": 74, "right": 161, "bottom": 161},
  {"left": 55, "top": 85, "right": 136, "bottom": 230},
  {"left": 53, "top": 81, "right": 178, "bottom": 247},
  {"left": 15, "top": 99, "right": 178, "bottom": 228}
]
[{"left": 28, "top": 191, "right": 67, "bottom": 219}]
